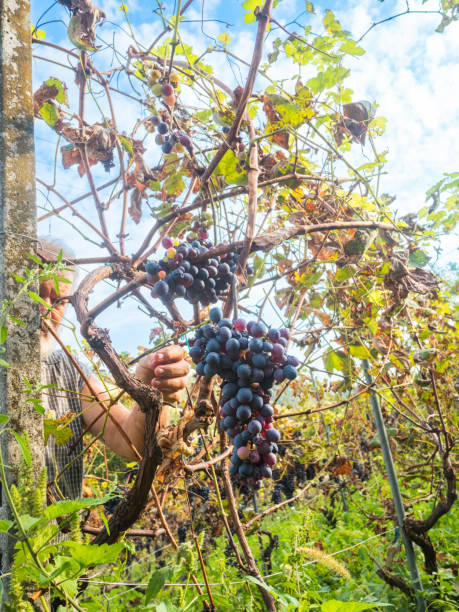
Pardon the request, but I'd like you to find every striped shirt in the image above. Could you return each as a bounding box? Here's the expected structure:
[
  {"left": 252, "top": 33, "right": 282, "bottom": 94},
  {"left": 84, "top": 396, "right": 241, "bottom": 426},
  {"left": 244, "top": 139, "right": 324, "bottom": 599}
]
[{"left": 41, "top": 350, "right": 90, "bottom": 500}]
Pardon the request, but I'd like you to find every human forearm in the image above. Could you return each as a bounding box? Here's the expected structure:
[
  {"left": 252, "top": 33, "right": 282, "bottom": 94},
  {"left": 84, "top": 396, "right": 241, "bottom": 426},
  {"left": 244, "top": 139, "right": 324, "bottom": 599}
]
[
  {"left": 82, "top": 394, "right": 145, "bottom": 460},
  {"left": 113, "top": 403, "right": 146, "bottom": 459},
  {"left": 81, "top": 345, "right": 188, "bottom": 461}
]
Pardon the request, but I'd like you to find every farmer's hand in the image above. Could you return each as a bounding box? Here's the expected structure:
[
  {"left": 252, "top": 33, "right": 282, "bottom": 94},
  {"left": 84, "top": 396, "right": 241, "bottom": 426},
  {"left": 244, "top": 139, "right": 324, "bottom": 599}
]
[{"left": 135, "top": 345, "right": 190, "bottom": 403}]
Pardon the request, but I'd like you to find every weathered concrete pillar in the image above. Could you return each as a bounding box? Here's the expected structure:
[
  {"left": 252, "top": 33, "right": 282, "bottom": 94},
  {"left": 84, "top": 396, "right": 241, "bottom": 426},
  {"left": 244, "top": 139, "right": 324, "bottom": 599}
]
[{"left": 0, "top": 0, "right": 44, "bottom": 600}]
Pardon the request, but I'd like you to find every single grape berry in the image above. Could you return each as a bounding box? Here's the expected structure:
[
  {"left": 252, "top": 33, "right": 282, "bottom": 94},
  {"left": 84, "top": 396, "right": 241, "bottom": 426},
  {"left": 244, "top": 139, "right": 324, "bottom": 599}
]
[
  {"left": 146, "top": 261, "right": 160, "bottom": 275},
  {"left": 263, "top": 453, "right": 277, "bottom": 467},
  {"left": 274, "top": 368, "right": 285, "bottom": 383},
  {"left": 249, "top": 338, "right": 263, "bottom": 353},
  {"left": 222, "top": 416, "right": 236, "bottom": 430},
  {"left": 268, "top": 328, "right": 280, "bottom": 342},
  {"left": 237, "top": 387, "right": 253, "bottom": 404},
  {"left": 237, "top": 446, "right": 250, "bottom": 460},
  {"left": 248, "top": 420, "right": 262, "bottom": 435},
  {"left": 251, "top": 394, "right": 264, "bottom": 410},
  {"left": 237, "top": 364, "right": 252, "bottom": 379},
  {"left": 257, "top": 440, "right": 271, "bottom": 455},
  {"left": 223, "top": 402, "right": 236, "bottom": 417},
  {"left": 266, "top": 428, "right": 281, "bottom": 443},
  {"left": 189, "top": 346, "right": 202, "bottom": 363},
  {"left": 164, "top": 94, "right": 176, "bottom": 107},
  {"left": 271, "top": 343, "right": 284, "bottom": 361},
  {"left": 204, "top": 363, "right": 216, "bottom": 377},
  {"left": 162, "top": 141, "right": 174, "bottom": 154},
  {"left": 162, "top": 83, "right": 174, "bottom": 96},
  {"left": 179, "top": 133, "right": 192, "bottom": 148},
  {"left": 279, "top": 328, "right": 289, "bottom": 340},
  {"left": 236, "top": 405, "right": 251, "bottom": 421},
  {"left": 154, "top": 280, "right": 169, "bottom": 297},
  {"left": 239, "top": 463, "right": 253, "bottom": 477},
  {"left": 206, "top": 352, "right": 220, "bottom": 368},
  {"left": 261, "top": 404, "right": 274, "bottom": 418},
  {"left": 222, "top": 382, "right": 238, "bottom": 399},
  {"left": 233, "top": 318, "right": 247, "bottom": 332},
  {"left": 252, "top": 368, "right": 264, "bottom": 383},
  {"left": 151, "top": 83, "right": 163, "bottom": 96},
  {"left": 217, "top": 327, "right": 232, "bottom": 342},
  {"left": 218, "top": 318, "right": 233, "bottom": 328},
  {"left": 283, "top": 364, "right": 298, "bottom": 380},
  {"left": 157, "top": 122, "right": 169, "bottom": 135},
  {"left": 252, "top": 353, "right": 267, "bottom": 368},
  {"left": 206, "top": 338, "right": 221, "bottom": 353},
  {"left": 261, "top": 465, "right": 272, "bottom": 478},
  {"left": 209, "top": 307, "right": 222, "bottom": 323},
  {"left": 218, "top": 263, "right": 230, "bottom": 275},
  {"left": 252, "top": 322, "right": 268, "bottom": 338},
  {"left": 182, "top": 273, "right": 194, "bottom": 287},
  {"left": 196, "top": 361, "right": 205, "bottom": 376},
  {"left": 203, "top": 323, "right": 217, "bottom": 338},
  {"left": 226, "top": 338, "right": 240, "bottom": 358}
]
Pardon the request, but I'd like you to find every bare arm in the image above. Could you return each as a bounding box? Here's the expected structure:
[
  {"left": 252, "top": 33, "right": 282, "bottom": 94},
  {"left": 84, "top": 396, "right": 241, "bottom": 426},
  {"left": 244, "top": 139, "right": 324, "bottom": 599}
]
[{"left": 80, "top": 346, "right": 190, "bottom": 460}]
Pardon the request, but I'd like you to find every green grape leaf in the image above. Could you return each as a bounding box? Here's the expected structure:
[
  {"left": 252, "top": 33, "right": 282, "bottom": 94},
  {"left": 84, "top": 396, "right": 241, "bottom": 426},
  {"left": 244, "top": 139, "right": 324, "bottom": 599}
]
[
  {"left": 145, "top": 566, "right": 173, "bottom": 604},
  {"left": 61, "top": 541, "right": 124, "bottom": 567},
  {"left": 164, "top": 172, "right": 185, "bottom": 196},
  {"left": 44, "top": 416, "right": 74, "bottom": 446},
  {"left": 12, "top": 431, "right": 31, "bottom": 466},
  {"left": 38, "top": 102, "right": 59, "bottom": 128},
  {"left": 0, "top": 520, "right": 12, "bottom": 533},
  {"left": 44, "top": 496, "right": 114, "bottom": 521},
  {"left": 44, "top": 77, "right": 68, "bottom": 106},
  {"left": 323, "top": 350, "right": 346, "bottom": 373},
  {"left": 119, "top": 135, "right": 134, "bottom": 159},
  {"left": 349, "top": 344, "right": 371, "bottom": 359},
  {"left": 322, "top": 601, "right": 381, "bottom": 612},
  {"left": 216, "top": 150, "right": 247, "bottom": 185},
  {"left": 67, "top": 15, "right": 97, "bottom": 51},
  {"left": 408, "top": 248, "right": 430, "bottom": 267}
]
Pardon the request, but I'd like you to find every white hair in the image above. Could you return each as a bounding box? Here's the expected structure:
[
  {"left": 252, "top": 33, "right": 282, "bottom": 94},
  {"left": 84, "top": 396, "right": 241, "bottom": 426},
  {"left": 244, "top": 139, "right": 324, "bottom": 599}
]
[{"left": 37, "top": 236, "right": 79, "bottom": 291}]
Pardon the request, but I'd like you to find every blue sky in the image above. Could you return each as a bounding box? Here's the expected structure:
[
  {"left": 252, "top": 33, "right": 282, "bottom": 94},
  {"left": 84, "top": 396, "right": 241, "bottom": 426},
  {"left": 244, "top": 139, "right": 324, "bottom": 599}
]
[{"left": 31, "top": 0, "right": 459, "bottom": 357}]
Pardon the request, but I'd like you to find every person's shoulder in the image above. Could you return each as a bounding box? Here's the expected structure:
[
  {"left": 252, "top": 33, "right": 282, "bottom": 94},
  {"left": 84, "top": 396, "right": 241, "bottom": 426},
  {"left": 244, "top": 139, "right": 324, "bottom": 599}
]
[
  {"left": 42, "top": 349, "right": 64, "bottom": 366},
  {"left": 42, "top": 349, "right": 93, "bottom": 381},
  {"left": 43, "top": 349, "right": 78, "bottom": 370}
]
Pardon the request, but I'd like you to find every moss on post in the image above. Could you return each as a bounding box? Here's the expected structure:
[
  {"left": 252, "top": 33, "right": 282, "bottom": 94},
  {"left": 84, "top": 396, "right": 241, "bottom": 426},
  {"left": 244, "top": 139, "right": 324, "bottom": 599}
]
[{"left": 0, "top": 0, "right": 44, "bottom": 603}]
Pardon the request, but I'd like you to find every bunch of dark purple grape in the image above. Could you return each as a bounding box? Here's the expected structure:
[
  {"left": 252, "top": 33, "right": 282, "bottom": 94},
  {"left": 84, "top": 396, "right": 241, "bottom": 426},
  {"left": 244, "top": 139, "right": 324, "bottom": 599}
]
[
  {"left": 190, "top": 307, "right": 299, "bottom": 488},
  {"left": 146, "top": 229, "right": 249, "bottom": 307}
]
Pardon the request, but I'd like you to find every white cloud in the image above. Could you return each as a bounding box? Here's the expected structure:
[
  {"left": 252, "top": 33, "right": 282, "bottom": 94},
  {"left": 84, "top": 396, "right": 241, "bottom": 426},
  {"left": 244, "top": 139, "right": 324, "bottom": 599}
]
[{"left": 339, "top": 0, "right": 459, "bottom": 214}]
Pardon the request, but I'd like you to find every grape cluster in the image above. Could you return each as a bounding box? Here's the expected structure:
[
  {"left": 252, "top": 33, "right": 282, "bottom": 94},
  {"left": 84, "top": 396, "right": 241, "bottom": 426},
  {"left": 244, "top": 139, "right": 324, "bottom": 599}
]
[
  {"left": 103, "top": 487, "right": 125, "bottom": 514},
  {"left": 189, "top": 484, "right": 210, "bottom": 502},
  {"left": 177, "top": 522, "right": 189, "bottom": 543},
  {"left": 190, "top": 307, "right": 299, "bottom": 488},
  {"left": 147, "top": 114, "right": 193, "bottom": 155},
  {"left": 146, "top": 229, "right": 250, "bottom": 307}
]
